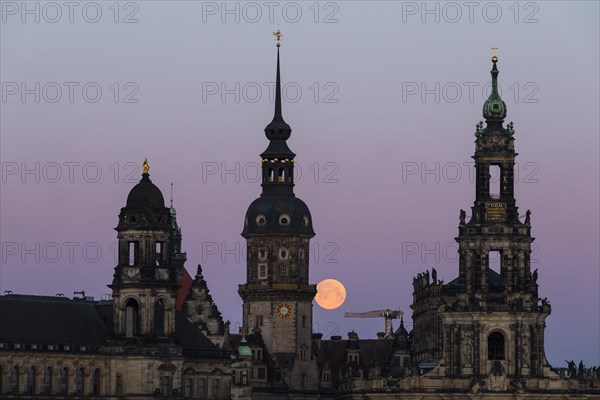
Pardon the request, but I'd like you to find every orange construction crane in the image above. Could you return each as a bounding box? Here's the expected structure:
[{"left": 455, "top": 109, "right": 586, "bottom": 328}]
[{"left": 344, "top": 309, "right": 404, "bottom": 337}]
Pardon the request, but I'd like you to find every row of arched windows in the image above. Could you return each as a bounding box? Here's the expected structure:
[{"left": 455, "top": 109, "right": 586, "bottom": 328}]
[
  {"left": 124, "top": 298, "right": 166, "bottom": 337},
  {"left": 6, "top": 365, "right": 101, "bottom": 395},
  {"left": 265, "top": 167, "right": 293, "bottom": 183}
]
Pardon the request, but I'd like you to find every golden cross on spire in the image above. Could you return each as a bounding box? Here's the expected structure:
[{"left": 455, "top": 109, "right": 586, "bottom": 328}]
[
  {"left": 273, "top": 28, "right": 282, "bottom": 47},
  {"left": 491, "top": 45, "right": 498, "bottom": 62}
]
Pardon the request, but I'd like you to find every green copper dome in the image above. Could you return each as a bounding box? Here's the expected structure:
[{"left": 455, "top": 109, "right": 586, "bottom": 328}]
[
  {"left": 238, "top": 336, "right": 252, "bottom": 357},
  {"left": 482, "top": 57, "right": 507, "bottom": 121}
]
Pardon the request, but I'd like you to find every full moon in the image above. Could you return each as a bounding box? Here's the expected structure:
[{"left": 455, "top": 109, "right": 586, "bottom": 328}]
[{"left": 315, "top": 279, "right": 347, "bottom": 310}]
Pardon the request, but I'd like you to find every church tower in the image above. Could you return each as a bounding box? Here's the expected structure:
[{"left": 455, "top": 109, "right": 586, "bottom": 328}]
[
  {"left": 110, "top": 160, "right": 179, "bottom": 339},
  {"left": 411, "top": 53, "right": 553, "bottom": 384},
  {"left": 239, "top": 33, "right": 319, "bottom": 390}
]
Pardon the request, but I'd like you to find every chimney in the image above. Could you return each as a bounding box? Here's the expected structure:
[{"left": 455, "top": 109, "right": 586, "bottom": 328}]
[
  {"left": 377, "top": 332, "right": 385, "bottom": 340},
  {"left": 331, "top": 335, "right": 342, "bottom": 341},
  {"left": 312, "top": 333, "right": 323, "bottom": 348}
]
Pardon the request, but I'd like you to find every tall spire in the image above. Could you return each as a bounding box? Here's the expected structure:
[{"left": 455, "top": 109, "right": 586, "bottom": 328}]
[
  {"left": 264, "top": 29, "right": 292, "bottom": 143},
  {"left": 261, "top": 28, "right": 295, "bottom": 195},
  {"left": 482, "top": 47, "right": 507, "bottom": 125}
]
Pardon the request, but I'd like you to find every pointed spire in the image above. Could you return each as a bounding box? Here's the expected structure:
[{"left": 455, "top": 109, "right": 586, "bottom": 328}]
[
  {"left": 274, "top": 47, "right": 283, "bottom": 122},
  {"left": 482, "top": 48, "right": 507, "bottom": 124},
  {"left": 264, "top": 30, "right": 292, "bottom": 143}
]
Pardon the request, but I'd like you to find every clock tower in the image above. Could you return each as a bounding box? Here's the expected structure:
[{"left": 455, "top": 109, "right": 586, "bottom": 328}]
[{"left": 239, "top": 33, "right": 319, "bottom": 391}]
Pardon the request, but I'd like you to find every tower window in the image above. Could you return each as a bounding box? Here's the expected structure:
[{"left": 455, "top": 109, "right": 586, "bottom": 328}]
[
  {"left": 268, "top": 168, "right": 274, "bottom": 182},
  {"left": 128, "top": 241, "right": 138, "bottom": 266},
  {"left": 278, "top": 168, "right": 285, "bottom": 182},
  {"left": 302, "top": 315, "right": 307, "bottom": 328},
  {"left": 489, "top": 250, "right": 501, "bottom": 277},
  {"left": 279, "top": 214, "right": 291, "bottom": 226},
  {"left": 155, "top": 242, "right": 163, "bottom": 265},
  {"left": 279, "top": 247, "right": 288, "bottom": 259},
  {"left": 489, "top": 165, "right": 500, "bottom": 198},
  {"left": 256, "top": 315, "right": 263, "bottom": 327},
  {"left": 125, "top": 298, "right": 140, "bottom": 337},
  {"left": 256, "top": 214, "right": 266, "bottom": 226},
  {"left": 154, "top": 300, "right": 165, "bottom": 337},
  {"left": 488, "top": 331, "right": 505, "bottom": 360},
  {"left": 258, "top": 249, "right": 267, "bottom": 260},
  {"left": 258, "top": 263, "right": 267, "bottom": 279}
]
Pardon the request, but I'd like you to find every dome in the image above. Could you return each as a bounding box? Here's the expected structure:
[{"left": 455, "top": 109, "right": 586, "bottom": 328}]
[
  {"left": 242, "top": 194, "right": 315, "bottom": 237},
  {"left": 126, "top": 174, "right": 165, "bottom": 209}
]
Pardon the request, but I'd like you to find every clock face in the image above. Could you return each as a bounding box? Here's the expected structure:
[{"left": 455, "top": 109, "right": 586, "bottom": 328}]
[{"left": 277, "top": 303, "right": 292, "bottom": 318}]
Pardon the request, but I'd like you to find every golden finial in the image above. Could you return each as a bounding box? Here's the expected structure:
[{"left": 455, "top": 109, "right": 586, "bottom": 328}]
[
  {"left": 491, "top": 45, "right": 498, "bottom": 62},
  {"left": 143, "top": 158, "right": 149, "bottom": 174},
  {"left": 273, "top": 28, "right": 282, "bottom": 47}
]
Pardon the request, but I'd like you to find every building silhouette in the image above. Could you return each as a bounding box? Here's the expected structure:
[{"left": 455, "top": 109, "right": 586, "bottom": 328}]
[{"left": 0, "top": 44, "right": 598, "bottom": 399}]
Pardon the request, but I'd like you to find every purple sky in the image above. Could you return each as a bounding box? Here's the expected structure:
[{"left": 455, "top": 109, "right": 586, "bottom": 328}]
[{"left": 1, "top": 1, "right": 598, "bottom": 366}]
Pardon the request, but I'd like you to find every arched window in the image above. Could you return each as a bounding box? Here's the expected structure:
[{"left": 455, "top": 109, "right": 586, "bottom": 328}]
[
  {"left": 92, "top": 369, "right": 101, "bottom": 395},
  {"left": 488, "top": 331, "right": 505, "bottom": 360},
  {"left": 43, "top": 367, "right": 52, "bottom": 394},
  {"left": 26, "top": 367, "right": 36, "bottom": 394},
  {"left": 154, "top": 300, "right": 165, "bottom": 337},
  {"left": 278, "top": 168, "right": 285, "bottom": 182},
  {"left": 59, "top": 367, "right": 68, "bottom": 395},
  {"left": 10, "top": 366, "right": 19, "bottom": 394},
  {"left": 125, "top": 298, "right": 140, "bottom": 337},
  {"left": 76, "top": 368, "right": 84, "bottom": 395},
  {"left": 268, "top": 168, "right": 274, "bottom": 182}
]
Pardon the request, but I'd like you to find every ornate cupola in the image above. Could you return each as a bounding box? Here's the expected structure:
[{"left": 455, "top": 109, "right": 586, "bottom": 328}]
[
  {"left": 482, "top": 51, "right": 507, "bottom": 129},
  {"left": 110, "top": 160, "right": 179, "bottom": 339},
  {"left": 241, "top": 32, "right": 315, "bottom": 238}
]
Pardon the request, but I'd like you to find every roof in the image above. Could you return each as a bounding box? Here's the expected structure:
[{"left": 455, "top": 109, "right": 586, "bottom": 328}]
[
  {"left": 175, "top": 311, "right": 226, "bottom": 357},
  {"left": 0, "top": 295, "right": 109, "bottom": 346},
  {"left": 0, "top": 293, "right": 226, "bottom": 358},
  {"left": 176, "top": 267, "right": 193, "bottom": 311},
  {"left": 315, "top": 338, "right": 396, "bottom": 387},
  {"left": 126, "top": 173, "right": 165, "bottom": 209}
]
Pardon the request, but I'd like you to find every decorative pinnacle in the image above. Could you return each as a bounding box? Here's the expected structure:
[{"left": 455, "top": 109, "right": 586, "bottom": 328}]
[
  {"left": 273, "top": 28, "right": 282, "bottom": 47},
  {"left": 491, "top": 45, "right": 498, "bottom": 63},
  {"left": 143, "top": 158, "right": 149, "bottom": 174},
  {"left": 170, "top": 182, "right": 173, "bottom": 207}
]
